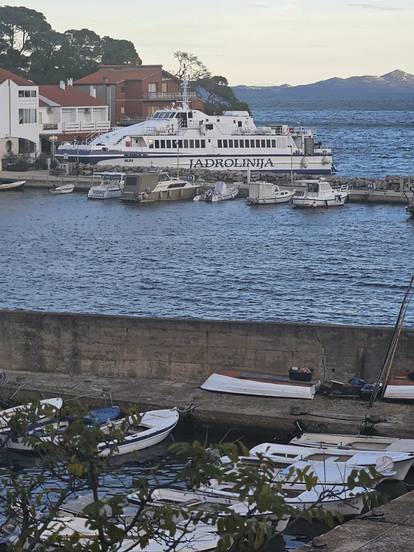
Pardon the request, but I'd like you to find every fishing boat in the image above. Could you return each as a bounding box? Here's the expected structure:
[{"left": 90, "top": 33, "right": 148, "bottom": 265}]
[
  {"left": 0, "top": 398, "right": 62, "bottom": 445},
  {"left": 0, "top": 180, "right": 25, "bottom": 191},
  {"left": 121, "top": 172, "right": 200, "bottom": 203},
  {"left": 128, "top": 487, "right": 289, "bottom": 533},
  {"left": 56, "top": 77, "right": 333, "bottom": 175},
  {"left": 290, "top": 432, "right": 414, "bottom": 454},
  {"left": 87, "top": 172, "right": 125, "bottom": 199},
  {"left": 249, "top": 442, "right": 414, "bottom": 480},
  {"left": 204, "top": 181, "right": 239, "bottom": 202},
  {"left": 200, "top": 370, "right": 320, "bottom": 399},
  {"left": 6, "top": 407, "right": 179, "bottom": 456},
  {"left": 49, "top": 184, "right": 75, "bottom": 194},
  {"left": 97, "top": 408, "right": 179, "bottom": 457},
  {"left": 292, "top": 179, "right": 348, "bottom": 208},
  {"left": 246, "top": 182, "right": 294, "bottom": 205}
]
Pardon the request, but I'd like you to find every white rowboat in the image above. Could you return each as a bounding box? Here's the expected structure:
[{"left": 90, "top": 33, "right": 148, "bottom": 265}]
[
  {"left": 290, "top": 432, "right": 414, "bottom": 454},
  {"left": 49, "top": 184, "right": 75, "bottom": 194},
  {"left": 0, "top": 180, "right": 25, "bottom": 191}
]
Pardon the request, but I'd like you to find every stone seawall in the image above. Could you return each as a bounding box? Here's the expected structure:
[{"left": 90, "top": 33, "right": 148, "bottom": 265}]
[{"left": 1, "top": 309, "right": 414, "bottom": 384}]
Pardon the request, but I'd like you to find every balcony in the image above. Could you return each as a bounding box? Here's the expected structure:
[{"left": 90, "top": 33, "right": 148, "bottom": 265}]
[
  {"left": 41, "top": 120, "right": 111, "bottom": 134},
  {"left": 142, "top": 91, "right": 197, "bottom": 101}
]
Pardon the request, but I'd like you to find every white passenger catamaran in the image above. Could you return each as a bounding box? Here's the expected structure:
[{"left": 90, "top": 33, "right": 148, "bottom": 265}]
[{"left": 56, "top": 78, "right": 333, "bottom": 174}]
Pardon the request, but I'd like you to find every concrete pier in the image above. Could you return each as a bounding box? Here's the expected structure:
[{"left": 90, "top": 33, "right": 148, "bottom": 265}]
[
  {"left": 1, "top": 309, "right": 414, "bottom": 437},
  {"left": 298, "top": 491, "right": 414, "bottom": 552}
]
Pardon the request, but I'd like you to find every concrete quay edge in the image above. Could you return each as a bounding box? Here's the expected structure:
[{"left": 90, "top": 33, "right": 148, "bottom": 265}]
[{"left": 297, "top": 490, "right": 414, "bottom": 552}]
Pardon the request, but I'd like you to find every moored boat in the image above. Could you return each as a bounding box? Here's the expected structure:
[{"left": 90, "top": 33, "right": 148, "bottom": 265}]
[
  {"left": 249, "top": 442, "right": 414, "bottom": 481},
  {"left": 0, "top": 180, "right": 25, "bottom": 191},
  {"left": 49, "top": 184, "right": 75, "bottom": 195},
  {"left": 200, "top": 370, "right": 320, "bottom": 399},
  {"left": 121, "top": 172, "right": 200, "bottom": 203},
  {"left": 204, "top": 181, "right": 239, "bottom": 202},
  {"left": 290, "top": 432, "right": 414, "bottom": 454},
  {"left": 87, "top": 172, "right": 125, "bottom": 199},
  {"left": 247, "top": 182, "right": 294, "bottom": 205},
  {"left": 292, "top": 179, "right": 348, "bottom": 208}
]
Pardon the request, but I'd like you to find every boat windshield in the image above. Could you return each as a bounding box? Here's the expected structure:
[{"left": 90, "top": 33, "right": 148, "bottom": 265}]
[{"left": 307, "top": 182, "right": 320, "bottom": 193}]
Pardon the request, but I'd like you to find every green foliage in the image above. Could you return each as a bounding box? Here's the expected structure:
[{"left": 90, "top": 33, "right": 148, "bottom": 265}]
[{"left": 0, "top": 5, "right": 141, "bottom": 82}]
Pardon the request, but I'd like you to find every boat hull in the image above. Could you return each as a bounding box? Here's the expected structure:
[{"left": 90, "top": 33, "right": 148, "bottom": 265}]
[
  {"left": 201, "top": 373, "right": 318, "bottom": 399},
  {"left": 247, "top": 195, "right": 293, "bottom": 205},
  {"left": 0, "top": 180, "right": 25, "bottom": 191},
  {"left": 121, "top": 187, "right": 199, "bottom": 203},
  {"left": 88, "top": 187, "right": 122, "bottom": 200},
  {"left": 292, "top": 196, "right": 347, "bottom": 208}
]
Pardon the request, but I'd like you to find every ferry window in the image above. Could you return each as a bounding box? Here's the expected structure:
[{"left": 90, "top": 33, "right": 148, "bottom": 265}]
[
  {"left": 206, "top": 124, "right": 213, "bottom": 130},
  {"left": 239, "top": 140, "right": 244, "bottom": 148},
  {"left": 261, "top": 140, "right": 266, "bottom": 148},
  {"left": 160, "top": 140, "right": 165, "bottom": 148},
  {"left": 218, "top": 140, "right": 222, "bottom": 148},
  {"left": 184, "top": 140, "right": 189, "bottom": 148},
  {"left": 188, "top": 112, "right": 193, "bottom": 119},
  {"left": 234, "top": 140, "right": 238, "bottom": 147},
  {"left": 223, "top": 140, "right": 228, "bottom": 148},
  {"left": 178, "top": 140, "right": 183, "bottom": 148},
  {"left": 266, "top": 140, "right": 271, "bottom": 147},
  {"left": 172, "top": 140, "right": 177, "bottom": 148},
  {"left": 155, "top": 140, "right": 160, "bottom": 148},
  {"left": 190, "top": 139, "right": 194, "bottom": 148},
  {"left": 166, "top": 140, "right": 171, "bottom": 148},
  {"left": 148, "top": 140, "right": 154, "bottom": 149},
  {"left": 250, "top": 140, "right": 255, "bottom": 148},
  {"left": 271, "top": 140, "right": 276, "bottom": 147},
  {"left": 229, "top": 140, "right": 233, "bottom": 148},
  {"left": 195, "top": 140, "right": 200, "bottom": 148},
  {"left": 256, "top": 140, "right": 260, "bottom": 147},
  {"left": 238, "top": 121, "right": 242, "bottom": 128},
  {"left": 201, "top": 140, "right": 206, "bottom": 148}
]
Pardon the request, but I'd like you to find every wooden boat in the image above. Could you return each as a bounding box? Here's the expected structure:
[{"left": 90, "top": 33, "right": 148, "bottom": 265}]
[
  {"left": 290, "top": 432, "right": 414, "bottom": 454},
  {"left": 246, "top": 182, "right": 294, "bottom": 205},
  {"left": 0, "top": 180, "right": 25, "bottom": 191},
  {"left": 200, "top": 370, "right": 320, "bottom": 399},
  {"left": 0, "top": 398, "right": 62, "bottom": 445},
  {"left": 97, "top": 408, "right": 179, "bottom": 457},
  {"left": 49, "top": 184, "right": 75, "bottom": 194}
]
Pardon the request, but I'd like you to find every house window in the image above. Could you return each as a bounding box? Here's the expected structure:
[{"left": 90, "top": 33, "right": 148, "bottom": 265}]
[
  {"left": 18, "top": 109, "right": 37, "bottom": 124},
  {"left": 161, "top": 82, "right": 168, "bottom": 93},
  {"left": 18, "top": 90, "right": 37, "bottom": 98},
  {"left": 148, "top": 83, "right": 157, "bottom": 93}
]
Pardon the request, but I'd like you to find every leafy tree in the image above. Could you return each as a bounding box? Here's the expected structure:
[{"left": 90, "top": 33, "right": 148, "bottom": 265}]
[
  {"left": 0, "top": 5, "right": 51, "bottom": 73},
  {"left": 63, "top": 28, "right": 102, "bottom": 78},
  {"left": 101, "top": 36, "right": 142, "bottom": 65},
  {"left": 173, "top": 51, "right": 211, "bottom": 81},
  {"left": 29, "top": 30, "right": 71, "bottom": 83}
]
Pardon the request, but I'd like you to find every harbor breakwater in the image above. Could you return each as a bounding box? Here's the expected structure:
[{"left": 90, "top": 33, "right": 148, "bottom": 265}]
[{"left": 1, "top": 309, "right": 413, "bottom": 384}]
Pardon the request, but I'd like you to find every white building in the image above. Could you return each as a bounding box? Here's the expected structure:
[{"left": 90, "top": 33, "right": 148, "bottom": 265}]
[
  {"left": 0, "top": 68, "right": 40, "bottom": 159},
  {"left": 39, "top": 81, "right": 110, "bottom": 153}
]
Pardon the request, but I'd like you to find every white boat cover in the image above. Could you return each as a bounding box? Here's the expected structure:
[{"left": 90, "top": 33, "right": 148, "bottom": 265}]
[
  {"left": 290, "top": 432, "right": 414, "bottom": 453},
  {"left": 200, "top": 373, "right": 318, "bottom": 399}
]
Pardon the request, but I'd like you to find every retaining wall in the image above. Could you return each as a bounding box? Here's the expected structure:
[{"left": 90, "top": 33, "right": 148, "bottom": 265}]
[{"left": 1, "top": 310, "right": 414, "bottom": 384}]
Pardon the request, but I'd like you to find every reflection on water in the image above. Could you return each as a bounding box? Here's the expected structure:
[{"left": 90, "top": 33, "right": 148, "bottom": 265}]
[{"left": 0, "top": 190, "right": 413, "bottom": 326}]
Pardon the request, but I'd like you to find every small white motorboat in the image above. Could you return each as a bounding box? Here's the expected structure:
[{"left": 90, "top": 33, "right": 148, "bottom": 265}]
[
  {"left": 98, "top": 408, "right": 179, "bottom": 457},
  {"left": 292, "top": 179, "right": 348, "bottom": 208},
  {"left": 200, "top": 370, "right": 320, "bottom": 400},
  {"left": 0, "top": 180, "right": 25, "bottom": 191},
  {"left": 128, "top": 487, "right": 289, "bottom": 533},
  {"left": 40, "top": 514, "right": 219, "bottom": 551},
  {"left": 49, "top": 184, "right": 75, "bottom": 194},
  {"left": 249, "top": 442, "right": 414, "bottom": 481},
  {"left": 290, "top": 432, "right": 414, "bottom": 454},
  {"left": 87, "top": 172, "right": 125, "bottom": 199},
  {"left": 203, "top": 181, "right": 239, "bottom": 202},
  {"left": 247, "top": 182, "right": 294, "bottom": 205}
]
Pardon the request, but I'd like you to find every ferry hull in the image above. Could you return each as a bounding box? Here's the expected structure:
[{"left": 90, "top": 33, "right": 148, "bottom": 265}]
[{"left": 56, "top": 150, "right": 333, "bottom": 174}]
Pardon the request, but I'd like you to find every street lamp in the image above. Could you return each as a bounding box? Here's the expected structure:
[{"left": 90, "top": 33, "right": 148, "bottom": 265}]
[{"left": 49, "top": 135, "right": 58, "bottom": 166}]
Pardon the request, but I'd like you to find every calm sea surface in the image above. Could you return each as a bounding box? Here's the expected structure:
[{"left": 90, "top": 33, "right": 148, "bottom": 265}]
[{"left": 0, "top": 187, "right": 413, "bottom": 326}]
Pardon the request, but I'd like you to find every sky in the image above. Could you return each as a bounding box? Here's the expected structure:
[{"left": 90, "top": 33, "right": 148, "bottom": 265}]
[{"left": 3, "top": 0, "right": 414, "bottom": 85}]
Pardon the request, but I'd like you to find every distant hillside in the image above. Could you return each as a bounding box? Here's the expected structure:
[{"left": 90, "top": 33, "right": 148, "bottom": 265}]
[{"left": 233, "top": 70, "right": 414, "bottom": 108}]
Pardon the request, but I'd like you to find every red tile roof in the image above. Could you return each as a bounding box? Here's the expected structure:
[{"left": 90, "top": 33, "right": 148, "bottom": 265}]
[
  {"left": 75, "top": 65, "right": 178, "bottom": 85},
  {"left": 39, "top": 85, "right": 105, "bottom": 107},
  {"left": 0, "top": 68, "right": 34, "bottom": 86}
]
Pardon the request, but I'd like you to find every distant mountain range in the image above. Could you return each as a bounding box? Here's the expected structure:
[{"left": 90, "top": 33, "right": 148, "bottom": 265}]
[{"left": 233, "top": 70, "right": 414, "bottom": 107}]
